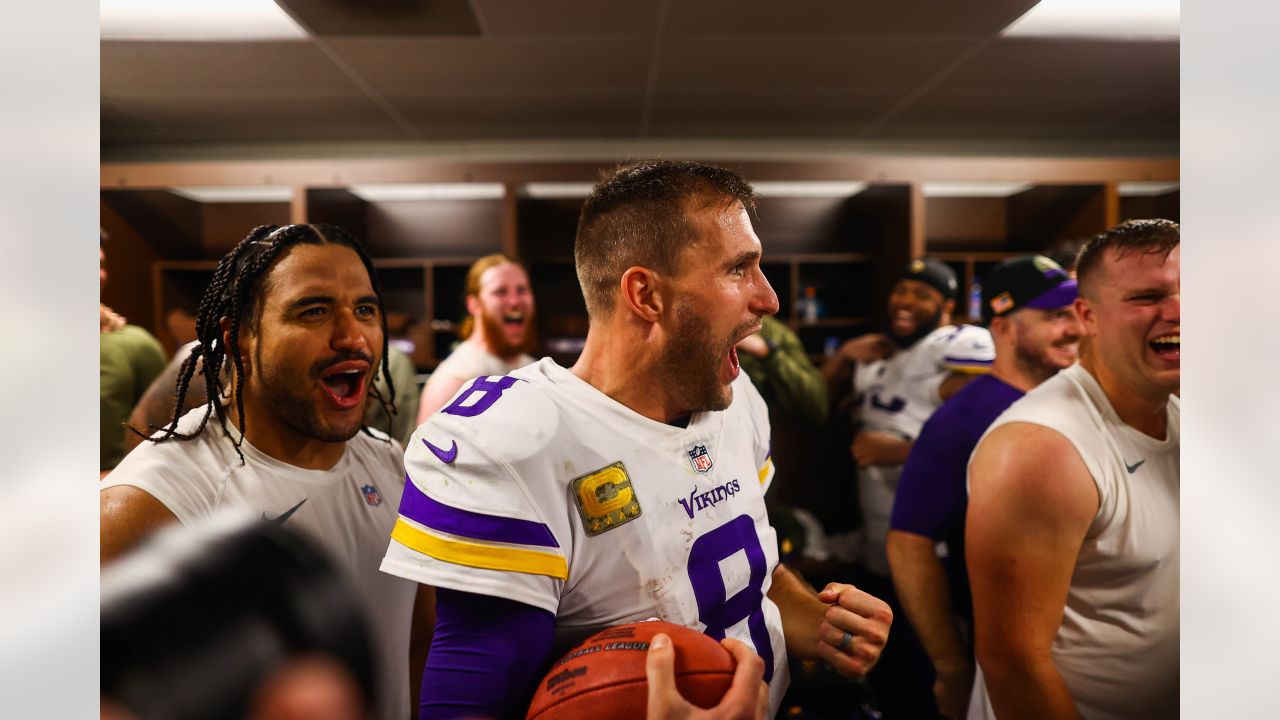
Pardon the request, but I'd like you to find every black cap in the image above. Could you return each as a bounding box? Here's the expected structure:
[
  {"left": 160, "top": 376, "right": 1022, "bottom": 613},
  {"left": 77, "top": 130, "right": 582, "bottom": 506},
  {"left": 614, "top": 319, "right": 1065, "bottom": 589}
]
[
  {"left": 980, "top": 254, "right": 1078, "bottom": 324},
  {"left": 900, "top": 257, "right": 958, "bottom": 300}
]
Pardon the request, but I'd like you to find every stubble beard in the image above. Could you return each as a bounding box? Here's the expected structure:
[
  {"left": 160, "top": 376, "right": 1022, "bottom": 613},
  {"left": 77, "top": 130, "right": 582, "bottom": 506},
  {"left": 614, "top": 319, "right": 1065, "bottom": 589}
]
[{"left": 660, "top": 300, "right": 754, "bottom": 413}]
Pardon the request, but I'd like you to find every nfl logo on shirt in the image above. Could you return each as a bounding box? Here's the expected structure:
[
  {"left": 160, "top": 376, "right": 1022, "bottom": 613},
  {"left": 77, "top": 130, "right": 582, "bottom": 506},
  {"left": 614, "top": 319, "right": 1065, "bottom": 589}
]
[
  {"left": 687, "top": 444, "right": 714, "bottom": 474},
  {"left": 362, "top": 484, "right": 383, "bottom": 506}
]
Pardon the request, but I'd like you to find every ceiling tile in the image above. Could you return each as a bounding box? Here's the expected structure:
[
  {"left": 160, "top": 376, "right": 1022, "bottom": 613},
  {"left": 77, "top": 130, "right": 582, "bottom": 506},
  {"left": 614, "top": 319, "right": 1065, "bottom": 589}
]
[
  {"left": 895, "top": 87, "right": 1160, "bottom": 125},
  {"left": 944, "top": 38, "right": 1179, "bottom": 92},
  {"left": 102, "top": 96, "right": 409, "bottom": 143},
  {"left": 327, "top": 38, "right": 652, "bottom": 94},
  {"left": 279, "top": 0, "right": 481, "bottom": 37},
  {"left": 391, "top": 91, "right": 643, "bottom": 126},
  {"left": 474, "top": 0, "right": 662, "bottom": 36},
  {"left": 665, "top": 0, "right": 1039, "bottom": 37},
  {"left": 657, "top": 37, "right": 973, "bottom": 90},
  {"left": 652, "top": 91, "right": 899, "bottom": 128},
  {"left": 101, "top": 41, "right": 362, "bottom": 99}
]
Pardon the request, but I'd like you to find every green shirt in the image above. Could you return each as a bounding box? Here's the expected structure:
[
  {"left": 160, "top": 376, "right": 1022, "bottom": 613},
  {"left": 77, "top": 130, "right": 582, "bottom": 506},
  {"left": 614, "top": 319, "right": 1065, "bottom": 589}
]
[
  {"left": 100, "top": 325, "right": 167, "bottom": 470},
  {"left": 364, "top": 345, "right": 421, "bottom": 446},
  {"left": 739, "top": 316, "right": 829, "bottom": 427}
]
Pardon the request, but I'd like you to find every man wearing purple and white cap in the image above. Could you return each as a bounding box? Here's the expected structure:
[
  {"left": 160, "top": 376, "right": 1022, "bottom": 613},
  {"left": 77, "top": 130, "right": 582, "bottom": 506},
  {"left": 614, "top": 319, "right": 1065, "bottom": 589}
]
[{"left": 884, "top": 255, "right": 1081, "bottom": 719}]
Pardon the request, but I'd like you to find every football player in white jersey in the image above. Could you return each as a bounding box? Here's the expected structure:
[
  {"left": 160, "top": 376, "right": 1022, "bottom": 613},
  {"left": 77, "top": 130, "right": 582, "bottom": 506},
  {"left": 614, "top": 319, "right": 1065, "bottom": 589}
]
[
  {"left": 381, "top": 160, "right": 893, "bottom": 719},
  {"left": 821, "top": 258, "right": 993, "bottom": 719}
]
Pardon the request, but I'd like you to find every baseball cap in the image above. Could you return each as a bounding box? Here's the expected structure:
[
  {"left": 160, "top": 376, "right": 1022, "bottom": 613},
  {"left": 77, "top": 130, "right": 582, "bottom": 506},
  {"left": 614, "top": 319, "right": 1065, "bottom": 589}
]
[
  {"left": 900, "top": 257, "right": 958, "bottom": 300},
  {"left": 980, "top": 254, "right": 1078, "bottom": 324}
]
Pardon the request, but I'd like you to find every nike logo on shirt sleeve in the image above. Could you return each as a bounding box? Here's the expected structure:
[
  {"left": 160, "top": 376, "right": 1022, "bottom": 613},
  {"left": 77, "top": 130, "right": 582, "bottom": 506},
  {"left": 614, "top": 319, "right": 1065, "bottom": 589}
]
[
  {"left": 422, "top": 438, "right": 458, "bottom": 464},
  {"left": 1125, "top": 459, "right": 1146, "bottom": 474}
]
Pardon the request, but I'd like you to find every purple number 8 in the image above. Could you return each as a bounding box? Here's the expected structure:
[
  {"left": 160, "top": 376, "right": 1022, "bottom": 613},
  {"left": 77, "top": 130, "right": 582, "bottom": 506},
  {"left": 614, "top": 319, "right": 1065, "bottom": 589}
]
[
  {"left": 686, "top": 514, "right": 775, "bottom": 681},
  {"left": 442, "top": 376, "right": 520, "bottom": 417}
]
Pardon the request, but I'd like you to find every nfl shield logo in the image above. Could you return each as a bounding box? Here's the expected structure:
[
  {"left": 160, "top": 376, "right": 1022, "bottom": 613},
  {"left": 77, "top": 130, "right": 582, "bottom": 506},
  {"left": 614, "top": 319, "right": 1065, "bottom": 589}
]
[
  {"left": 361, "top": 484, "right": 383, "bottom": 506},
  {"left": 687, "top": 444, "right": 714, "bottom": 474}
]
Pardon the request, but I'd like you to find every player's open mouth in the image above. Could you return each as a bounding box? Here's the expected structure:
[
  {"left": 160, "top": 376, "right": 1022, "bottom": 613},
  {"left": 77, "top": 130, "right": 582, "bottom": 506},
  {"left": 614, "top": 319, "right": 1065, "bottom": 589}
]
[
  {"left": 889, "top": 309, "right": 916, "bottom": 334},
  {"left": 319, "top": 362, "right": 369, "bottom": 409},
  {"left": 502, "top": 310, "right": 527, "bottom": 332},
  {"left": 1149, "top": 333, "right": 1180, "bottom": 361}
]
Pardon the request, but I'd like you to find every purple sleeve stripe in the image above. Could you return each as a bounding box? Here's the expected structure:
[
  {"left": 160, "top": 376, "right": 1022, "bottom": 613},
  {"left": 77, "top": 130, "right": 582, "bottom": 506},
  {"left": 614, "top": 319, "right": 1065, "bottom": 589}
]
[
  {"left": 944, "top": 356, "right": 993, "bottom": 365},
  {"left": 398, "top": 474, "right": 560, "bottom": 548}
]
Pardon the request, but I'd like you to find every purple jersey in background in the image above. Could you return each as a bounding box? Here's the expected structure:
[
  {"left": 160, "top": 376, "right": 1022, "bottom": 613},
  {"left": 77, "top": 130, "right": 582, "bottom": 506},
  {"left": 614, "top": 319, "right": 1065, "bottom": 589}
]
[{"left": 889, "top": 374, "right": 1024, "bottom": 623}]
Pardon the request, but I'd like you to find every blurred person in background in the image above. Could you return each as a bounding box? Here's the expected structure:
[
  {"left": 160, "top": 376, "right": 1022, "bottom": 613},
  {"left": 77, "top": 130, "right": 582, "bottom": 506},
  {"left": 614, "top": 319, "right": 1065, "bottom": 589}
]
[
  {"left": 100, "top": 231, "right": 167, "bottom": 477},
  {"left": 820, "top": 258, "right": 994, "bottom": 719},
  {"left": 416, "top": 254, "right": 538, "bottom": 422}
]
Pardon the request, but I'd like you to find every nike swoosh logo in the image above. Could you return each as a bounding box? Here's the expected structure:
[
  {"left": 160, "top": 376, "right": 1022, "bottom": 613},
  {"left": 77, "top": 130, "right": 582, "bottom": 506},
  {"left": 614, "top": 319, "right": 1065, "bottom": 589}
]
[
  {"left": 1126, "top": 459, "right": 1146, "bottom": 474},
  {"left": 422, "top": 438, "right": 458, "bottom": 464},
  {"left": 263, "top": 498, "right": 307, "bottom": 525}
]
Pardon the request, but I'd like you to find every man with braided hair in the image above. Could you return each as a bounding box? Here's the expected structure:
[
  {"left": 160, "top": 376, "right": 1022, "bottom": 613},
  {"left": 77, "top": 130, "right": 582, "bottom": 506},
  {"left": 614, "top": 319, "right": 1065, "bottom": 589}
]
[{"left": 100, "top": 224, "right": 433, "bottom": 720}]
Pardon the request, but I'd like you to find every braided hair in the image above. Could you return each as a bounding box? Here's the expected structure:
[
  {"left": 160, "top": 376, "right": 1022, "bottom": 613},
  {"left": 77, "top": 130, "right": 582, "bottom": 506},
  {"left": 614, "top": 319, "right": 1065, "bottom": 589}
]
[{"left": 131, "top": 224, "right": 396, "bottom": 463}]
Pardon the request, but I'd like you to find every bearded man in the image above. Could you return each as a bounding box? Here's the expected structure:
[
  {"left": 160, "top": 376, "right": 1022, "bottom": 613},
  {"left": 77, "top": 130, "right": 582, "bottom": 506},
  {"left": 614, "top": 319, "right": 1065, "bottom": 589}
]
[{"left": 416, "top": 254, "right": 538, "bottom": 422}]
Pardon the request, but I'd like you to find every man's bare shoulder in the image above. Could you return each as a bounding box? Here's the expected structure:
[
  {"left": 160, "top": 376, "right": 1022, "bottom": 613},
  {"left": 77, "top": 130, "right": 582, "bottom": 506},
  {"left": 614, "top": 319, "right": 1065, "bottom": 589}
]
[
  {"left": 100, "top": 484, "right": 179, "bottom": 563},
  {"left": 970, "top": 422, "right": 1098, "bottom": 527}
]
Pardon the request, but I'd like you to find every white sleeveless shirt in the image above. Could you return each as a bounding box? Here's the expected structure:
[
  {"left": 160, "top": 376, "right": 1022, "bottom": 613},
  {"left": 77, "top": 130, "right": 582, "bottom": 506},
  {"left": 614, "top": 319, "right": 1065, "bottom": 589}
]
[{"left": 968, "top": 363, "right": 1179, "bottom": 720}]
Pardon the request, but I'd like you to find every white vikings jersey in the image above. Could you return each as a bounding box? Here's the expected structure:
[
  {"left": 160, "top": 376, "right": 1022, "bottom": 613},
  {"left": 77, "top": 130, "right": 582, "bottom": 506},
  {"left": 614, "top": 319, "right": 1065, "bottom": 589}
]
[
  {"left": 852, "top": 324, "right": 993, "bottom": 575},
  {"left": 381, "top": 359, "right": 790, "bottom": 713},
  {"left": 853, "top": 324, "right": 995, "bottom": 441}
]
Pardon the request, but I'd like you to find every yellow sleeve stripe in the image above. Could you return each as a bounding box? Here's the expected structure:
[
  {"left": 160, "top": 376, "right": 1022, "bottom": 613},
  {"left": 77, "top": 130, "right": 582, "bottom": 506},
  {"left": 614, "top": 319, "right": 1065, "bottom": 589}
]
[
  {"left": 758, "top": 456, "right": 774, "bottom": 486},
  {"left": 946, "top": 363, "right": 992, "bottom": 375},
  {"left": 391, "top": 518, "right": 568, "bottom": 580}
]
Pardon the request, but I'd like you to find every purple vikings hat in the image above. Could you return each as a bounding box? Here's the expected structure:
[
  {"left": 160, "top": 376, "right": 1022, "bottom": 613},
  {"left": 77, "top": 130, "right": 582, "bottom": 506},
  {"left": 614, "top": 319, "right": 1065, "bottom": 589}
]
[{"left": 980, "top": 254, "right": 1078, "bottom": 324}]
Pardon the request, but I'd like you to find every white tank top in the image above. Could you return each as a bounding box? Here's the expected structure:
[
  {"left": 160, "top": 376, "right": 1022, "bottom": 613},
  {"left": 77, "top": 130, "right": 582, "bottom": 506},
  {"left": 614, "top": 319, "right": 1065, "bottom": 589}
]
[{"left": 968, "top": 363, "right": 1179, "bottom": 720}]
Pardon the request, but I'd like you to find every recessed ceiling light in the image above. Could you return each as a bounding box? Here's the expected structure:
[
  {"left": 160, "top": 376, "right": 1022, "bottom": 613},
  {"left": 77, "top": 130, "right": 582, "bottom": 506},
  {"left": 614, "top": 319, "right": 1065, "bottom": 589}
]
[
  {"left": 523, "top": 183, "right": 596, "bottom": 199},
  {"left": 1002, "top": 0, "right": 1179, "bottom": 40},
  {"left": 347, "top": 184, "right": 506, "bottom": 202},
  {"left": 101, "top": 0, "right": 307, "bottom": 41},
  {"left": 169, "top": 186, "right": 294, "bottom": 203},
  {"left": 752, "top": 182, "right": 868, "bottom": 198},
  {"left": 922, "top": 182, "right": 1033, "bottom": 198},
  {"left": 1118, "top": 182, "right": 1179, "bottom": 196}
]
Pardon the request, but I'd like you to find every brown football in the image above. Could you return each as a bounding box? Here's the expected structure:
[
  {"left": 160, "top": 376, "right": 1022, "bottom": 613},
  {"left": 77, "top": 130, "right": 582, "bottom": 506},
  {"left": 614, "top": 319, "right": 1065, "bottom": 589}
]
[{"left": 525, "top": 620, "right": 736, "bottom": 720}]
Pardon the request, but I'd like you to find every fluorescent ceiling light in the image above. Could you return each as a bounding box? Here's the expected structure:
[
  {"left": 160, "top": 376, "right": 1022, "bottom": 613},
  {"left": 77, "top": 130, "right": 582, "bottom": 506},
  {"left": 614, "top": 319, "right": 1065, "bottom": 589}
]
[
  {"left": 523, "top": 183, "right": 596, "bottom": 199},
  {"left": 752, "top": 181, "right": 868, "bottom": 198},
  {"left": 170, "top": 186, "right": 293, "bottom": 203},
  {"left": 1002, "top": 0, "right": 1179, "bottom": 40},
  {"left": 923, "top": 182, "right": 1033, "bottom": 198},
  {"left": 347, "top": 184, "right": 506, "bottom": 202},
  {"left": 101, "top": 0, "right": 307, "bottom": 41},
  {"left": 1118, "top": 181, "right": 1179, "bottom": 196}
]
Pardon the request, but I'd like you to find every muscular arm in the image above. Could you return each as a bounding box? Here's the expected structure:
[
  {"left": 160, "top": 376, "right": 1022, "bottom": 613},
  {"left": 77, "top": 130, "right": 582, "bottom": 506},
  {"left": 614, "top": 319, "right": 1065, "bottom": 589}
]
[
  {"left": 417, "top": 374, "right": 468, "bottom": 425},
  {"left": 742, "top": 328, "right": 829, "bottom": 426},
  {"left": 768, "top": 564, "right": 891, "bottom": 679},
  {"left": 851, "top": 432, "right": 912, "bottom": 467},
  {"left": 966, "top": 423, "right": 1098, "bottom": 720},
  {"left": 100, "top": 485, "right": 180, "bottom": 564},
  {"left": 886, "top": 530, "right": 971, "bottom": 718}
]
